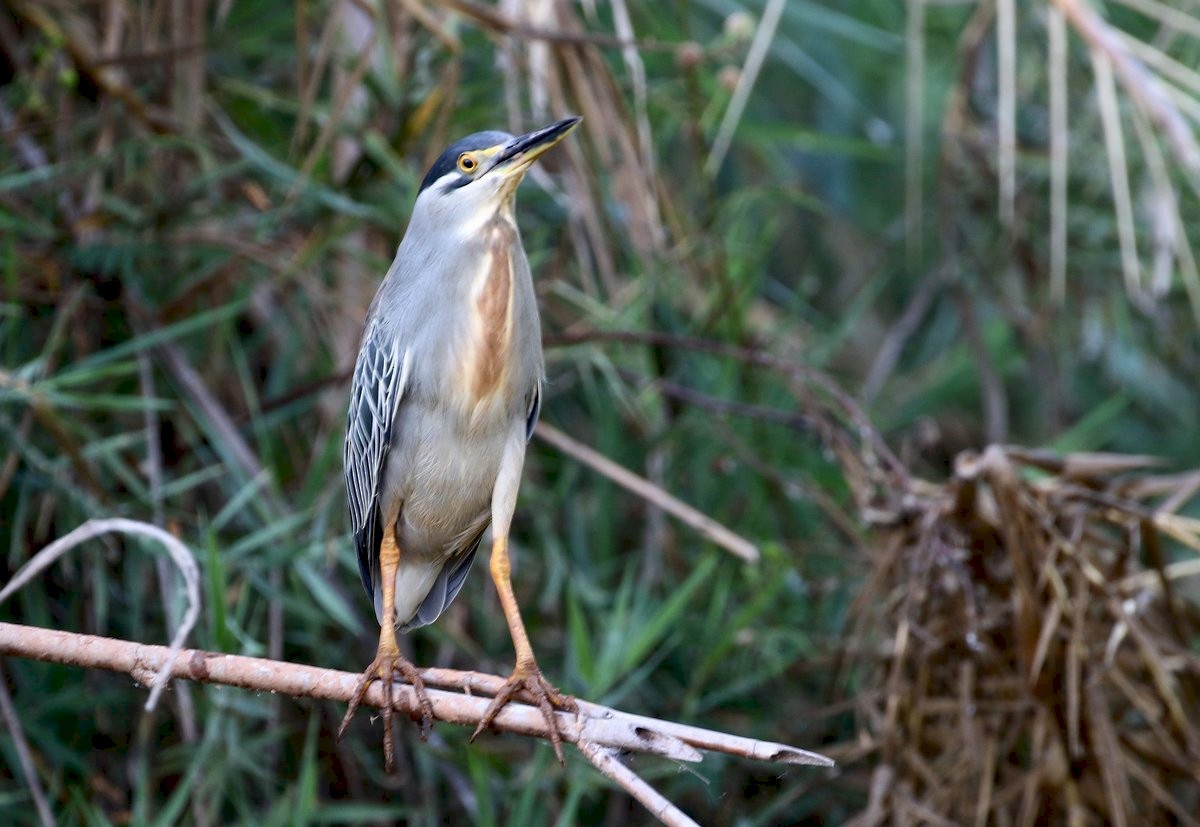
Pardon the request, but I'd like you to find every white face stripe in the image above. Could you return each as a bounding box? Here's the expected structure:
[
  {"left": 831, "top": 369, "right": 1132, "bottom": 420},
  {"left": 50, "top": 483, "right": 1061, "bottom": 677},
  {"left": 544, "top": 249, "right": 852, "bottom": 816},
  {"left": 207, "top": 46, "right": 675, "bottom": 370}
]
[
  {"left": 413, "top": 171, "right": 523, "bottom": 234},
  {"left": 435, "top": 170, "right": 467, "bottom": 192}
]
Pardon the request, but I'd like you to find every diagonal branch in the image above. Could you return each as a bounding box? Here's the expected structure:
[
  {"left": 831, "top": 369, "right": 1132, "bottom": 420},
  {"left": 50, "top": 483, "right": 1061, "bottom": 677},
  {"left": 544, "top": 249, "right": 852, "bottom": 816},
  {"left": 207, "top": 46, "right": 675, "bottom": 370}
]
[
  {"left": 578, "top": 740, "right": 699, "bottom": 827},
  {"left": 0, "top": 660, "right": 55, "bottom": 827},
  {"left": 535, "top": 422, "right": 760, "bottom": 562}
]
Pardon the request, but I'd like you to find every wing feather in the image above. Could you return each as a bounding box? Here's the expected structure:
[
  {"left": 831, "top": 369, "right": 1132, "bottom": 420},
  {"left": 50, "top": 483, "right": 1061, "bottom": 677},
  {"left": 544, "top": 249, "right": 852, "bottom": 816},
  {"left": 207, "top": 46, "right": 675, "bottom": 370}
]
[
  {"left": 344, "top": 316, "right": 410, "bottom": 606},
  {"left": 400, "top": 528, "right": 485, "bottom": 632},
  {"left": 525, "top": 383, "right": 541, "bottom": 442}
]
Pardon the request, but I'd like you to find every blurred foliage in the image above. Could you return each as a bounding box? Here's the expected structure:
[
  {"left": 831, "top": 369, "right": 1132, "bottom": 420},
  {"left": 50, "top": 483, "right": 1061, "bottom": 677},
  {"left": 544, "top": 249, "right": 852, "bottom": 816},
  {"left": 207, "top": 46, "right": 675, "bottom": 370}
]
[{"left": 1, "top": 0, "right": 1199, "bottom": 824}]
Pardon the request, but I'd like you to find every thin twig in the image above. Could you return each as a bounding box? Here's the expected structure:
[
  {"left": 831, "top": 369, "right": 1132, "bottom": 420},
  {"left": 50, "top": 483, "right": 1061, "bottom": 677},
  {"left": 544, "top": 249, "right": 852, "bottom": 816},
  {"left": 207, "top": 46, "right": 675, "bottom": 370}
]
[
  {"left": 578, "top": 741, "right": 700, "bottom": 827},
  {"left": 1111, "top": 0, "right": 1200, "bottom": 54},
  {"left": 609, "top": 0, "right": 656, "bottom": 183},
  {"left": 439, "top": 0, "right": 678, "bottom": 52},
  {"left": 289, "top": 23, "right": 378, "bottom": 204},
  {"left": 1053, "top": 0, "right": 1200, "bottom": 175},
  {"left": 953, "top": 284, "right": 1008, "bottom": 444},
  {"left": 615, "top": 367, "right": 817, "bottom": 432},
  {"left": 0, "top": 660, "right": 56, "bottom": 827},
  {"left": 545, "top": 328, "right": 909, "bottom": 482},
  {"left": 534, "top": 422, "right": 760, "bottom": 562},
  {"left": 10, "top": 0, "right": 177, "bottom": 135},
  {"left": 1090, "top": 46, "right": 1143, "bottom": 299},
  {"left": 705, "top": 0, "right": 786, "bottom": 177},
  {"left": 1048, "top": 4, "right": 1069, "bottom": 303},
  {"left": 395, "top": 0, "right": 460, "bottom": 51},
  {"left": 996, "top": 0, "right": 1016, "bottom": 227},
  {"left": 861, "top": 269, "right": 940, "bottom": 402},
  {"left": 0, "top": 519, "right": 200, "bottom": 712},
  {"left": 135, "top": 335, "right": 204, "bottom": 824},
  {"left": 154, "top": 340, "right": 272, "bottom": 488},
  {"left": 905, "top": 0, "right": 927, "bottom": 265}
]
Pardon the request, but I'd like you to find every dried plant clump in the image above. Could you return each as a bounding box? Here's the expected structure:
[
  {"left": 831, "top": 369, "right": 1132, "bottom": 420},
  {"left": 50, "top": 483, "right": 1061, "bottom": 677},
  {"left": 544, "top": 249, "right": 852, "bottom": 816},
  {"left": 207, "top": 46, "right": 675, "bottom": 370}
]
[{"left": 841, "top": 446, "right": 1200, "bottom": 825}]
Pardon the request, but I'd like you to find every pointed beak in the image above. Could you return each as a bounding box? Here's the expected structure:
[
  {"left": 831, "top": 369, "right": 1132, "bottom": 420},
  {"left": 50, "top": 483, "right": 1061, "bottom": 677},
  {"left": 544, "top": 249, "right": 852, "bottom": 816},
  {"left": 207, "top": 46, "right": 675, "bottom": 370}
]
[{"left": 487, "top": 116, "right": 582, "bottom": 177}]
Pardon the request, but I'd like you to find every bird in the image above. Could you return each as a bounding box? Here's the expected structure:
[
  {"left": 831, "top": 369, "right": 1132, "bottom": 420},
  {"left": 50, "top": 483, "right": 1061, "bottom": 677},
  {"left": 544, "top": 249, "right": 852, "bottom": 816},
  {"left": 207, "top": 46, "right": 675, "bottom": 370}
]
[{"left": 337, "top": 116, "right": 582, "bottom": 771}]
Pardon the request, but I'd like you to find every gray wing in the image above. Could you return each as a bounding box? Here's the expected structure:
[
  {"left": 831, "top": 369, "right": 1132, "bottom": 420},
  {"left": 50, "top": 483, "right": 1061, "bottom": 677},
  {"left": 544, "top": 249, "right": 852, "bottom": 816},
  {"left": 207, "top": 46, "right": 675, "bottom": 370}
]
[{"left": 344, "top": 316, "right": 410, "bottom": 607}]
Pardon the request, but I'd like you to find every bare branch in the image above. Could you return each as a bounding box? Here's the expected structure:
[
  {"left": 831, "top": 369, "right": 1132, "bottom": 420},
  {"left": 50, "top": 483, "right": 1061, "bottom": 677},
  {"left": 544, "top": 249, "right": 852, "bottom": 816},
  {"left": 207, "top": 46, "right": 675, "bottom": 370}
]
[
  {"left": 407, "top": 666, "right": 833, "bottom": 767},
  {"left": 0, "top": 623, "right": 834, "bottom": 772}
]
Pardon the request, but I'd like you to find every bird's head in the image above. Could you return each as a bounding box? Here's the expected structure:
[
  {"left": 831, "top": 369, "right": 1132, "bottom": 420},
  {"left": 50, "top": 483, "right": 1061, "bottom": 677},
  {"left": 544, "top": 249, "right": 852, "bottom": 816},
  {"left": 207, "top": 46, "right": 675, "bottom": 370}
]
[{"left": 411, "top": 116, "right": 581, "bottom": 227}]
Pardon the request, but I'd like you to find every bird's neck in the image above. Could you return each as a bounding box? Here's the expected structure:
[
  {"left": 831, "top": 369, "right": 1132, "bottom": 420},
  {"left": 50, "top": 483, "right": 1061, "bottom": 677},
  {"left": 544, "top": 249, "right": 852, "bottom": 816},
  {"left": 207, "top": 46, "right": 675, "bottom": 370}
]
[{"left": 463, "top": 217, "right": 519, "bottom": 403}]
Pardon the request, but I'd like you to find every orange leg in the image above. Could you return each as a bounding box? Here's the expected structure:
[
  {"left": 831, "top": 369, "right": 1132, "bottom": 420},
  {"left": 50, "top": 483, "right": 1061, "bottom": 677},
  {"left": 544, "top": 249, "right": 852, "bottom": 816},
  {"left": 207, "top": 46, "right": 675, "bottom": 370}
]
[
  {"left": 471, "top": 439, "right": 577, "bottom": 763},
  {"left": 337, "top": 530, "right": 434, "bottom": 772}
]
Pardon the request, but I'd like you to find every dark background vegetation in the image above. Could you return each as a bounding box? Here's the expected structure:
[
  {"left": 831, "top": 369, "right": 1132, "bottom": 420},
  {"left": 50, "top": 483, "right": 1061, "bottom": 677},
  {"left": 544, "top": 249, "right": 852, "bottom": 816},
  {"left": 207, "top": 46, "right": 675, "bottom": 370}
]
[{"left": 2, "top": 0, "right": 1200, "bottom": 824}]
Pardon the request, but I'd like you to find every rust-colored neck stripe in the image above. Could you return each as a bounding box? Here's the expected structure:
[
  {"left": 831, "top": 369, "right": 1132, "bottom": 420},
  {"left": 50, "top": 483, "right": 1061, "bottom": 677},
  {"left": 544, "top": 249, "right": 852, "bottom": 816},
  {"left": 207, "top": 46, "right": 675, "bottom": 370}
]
[{"left": 470, "top": 220, "right": 516, "bottom": 399}]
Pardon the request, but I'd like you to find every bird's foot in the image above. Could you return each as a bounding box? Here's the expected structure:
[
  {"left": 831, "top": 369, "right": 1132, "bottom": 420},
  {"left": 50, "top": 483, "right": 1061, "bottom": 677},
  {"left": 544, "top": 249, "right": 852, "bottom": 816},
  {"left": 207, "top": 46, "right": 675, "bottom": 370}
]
[
  {"left": 471, "top": 662, "right": 578, "bottom": 764},
  {"left": 337, "top": 648, "right": 435, "bottom": 772}
]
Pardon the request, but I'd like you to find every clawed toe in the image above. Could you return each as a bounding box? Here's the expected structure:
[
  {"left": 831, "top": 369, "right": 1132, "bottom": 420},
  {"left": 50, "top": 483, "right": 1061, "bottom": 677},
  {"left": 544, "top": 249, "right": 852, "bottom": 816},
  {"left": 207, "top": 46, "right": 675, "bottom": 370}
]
[
  {"left": 392, "top": 657, "right": 435, "bottom": 739},
  {"left": 471, "top": 665, "right": 576, "bottom": 764},
  {"left": 338, "top": 651, "right": 435, "bottom": 772}
]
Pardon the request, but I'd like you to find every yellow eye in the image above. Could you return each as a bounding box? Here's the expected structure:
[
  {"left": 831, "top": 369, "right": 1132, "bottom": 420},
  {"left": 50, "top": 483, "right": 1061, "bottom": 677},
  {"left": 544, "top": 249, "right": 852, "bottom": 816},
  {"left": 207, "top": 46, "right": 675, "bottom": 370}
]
[{"left": 458, "top": 153, "right": 477, "bottom": 173}]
